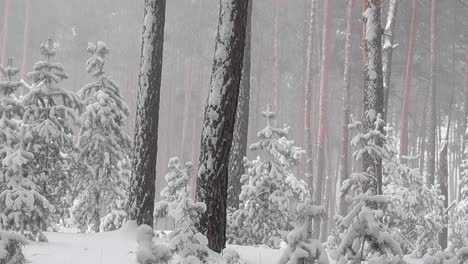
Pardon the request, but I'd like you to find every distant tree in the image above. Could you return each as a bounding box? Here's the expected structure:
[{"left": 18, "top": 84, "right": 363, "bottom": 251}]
[
  {"left": 0, "top": 0, "right": 10, "bottom": 66},
  {"left": 313, "top": 0, "right": 331, "bottom": 239},
  {"left": 338, "top": 0, "right": 354, "bottom": 218},
  {"left": 22, "top": 38, "right": 82, "bottom": 221},
  {"left": 427, "top": 0, "right": 437, "bottom": 186},
  {"left": 74, "top": 42, "right": 132, "bottom": 232},
  {"left": 362, "top": 0, "right": 384, "bottom": 194},
  {"left": 196, "top": 0, "right": 248, "bottom": 253},
  {"left": 129, "top": 0, "right": 166, "bottom": 227},
  {"left": 227, "top": 0, "right": 252, "bottom": 211},
  {"left": 399, "top": 0, "right": 417, "bottom": 158}
]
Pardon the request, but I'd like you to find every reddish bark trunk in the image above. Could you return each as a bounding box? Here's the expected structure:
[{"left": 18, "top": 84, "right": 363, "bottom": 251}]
[
  {"left": 427, "top": 0, "right": 437, "bottom": 186},
  {"left": 1, "top": 0, "right": 10, "bottom": 66}
]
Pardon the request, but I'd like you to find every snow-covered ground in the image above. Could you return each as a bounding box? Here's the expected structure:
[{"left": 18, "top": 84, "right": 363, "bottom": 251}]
[{"left": 23, "top": 222, "right": 283, "bottom": 264}]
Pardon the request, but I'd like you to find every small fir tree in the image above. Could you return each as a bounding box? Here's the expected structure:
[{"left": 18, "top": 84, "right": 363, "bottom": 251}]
[
  {"left": 154, "top": 157, "right": 210, "bottom": 263},
  {"left": 73, "top": 41, "right": 132, "bottom": 232},
  {"left": 22, "top": 38, "right": 82, "bottom": 221},
  {"left": 229, "top": 105, "right": 308, "bottom": 248},
  {"left": 0, "top": 126, "right": 53, "bottom": 235},
  {"left": 337, "top": 115, "right": 403, "bottom": 264}
]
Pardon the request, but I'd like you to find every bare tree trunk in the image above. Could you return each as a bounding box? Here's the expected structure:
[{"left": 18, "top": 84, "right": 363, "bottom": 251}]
[
  {"left": 273, "top": 0, "right": 279, "bottom": 112},
  {"left": 313, "top": 0, "right": 330, "bottom": 239},
  {"left": 180, "top": 57, "right": 193, "bottom": 159},
  {"left": 304, "top": 0, "right": 318, "bottom": 199},
  {"left": 0, "top": 0, "right": 10, "bottom": 66},
  {"left": 427, "top": 0, "right": 437, "bottom": 187},
  {"left": 382, "top": 0, "right": 399, "bottom": 121},
  {"left": 438, "top": 92, "right": 453, "bottom": 249},
  {"left": 196, "top": 0, "right": 248, "bottom": 253},
  {"left": 419, "top": 94, "right": 428, "bottom": 175},
  {"left": 129, "top": 0, "right": 166, "bottom": 227},
  {"left": 400, "top": 0, "right": 417, "bottom": 158},
  {"left": 227, "top": 0, "right": 252, "bottom": 210},
  {"left": 338, "top": 0, "right": 354, "bottom": 217},
  {"left": 20, "top": 0, "right": 31, "bottom": 79},
  {"left": 463, "top": 48, "right": 468, "bottom": 164},
  {"left": 363, "top": 0, "right": 384, "bottom": 194}
]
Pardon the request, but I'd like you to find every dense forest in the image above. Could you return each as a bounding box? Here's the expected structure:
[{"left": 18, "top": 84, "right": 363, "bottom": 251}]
[{"left": 0, "top": 0, "right": 467, "bottom": 263}]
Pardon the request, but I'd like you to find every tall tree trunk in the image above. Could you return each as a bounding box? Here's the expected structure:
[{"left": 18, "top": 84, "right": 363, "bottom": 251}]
[
  {"left": 227, "top": 0, "right": 252, "bottom": 210},
  {"left": 128, "top": 0, "right": 166, "bottom": 227},
  {"left": 427, "top": 0, "right": 437, "bottom": 187},
  {"left": 399, "top": 0, "right": 417, "bottom": 158},
  {"left": 313, "top": 0, "right": 330, "bottom": 239},
  {"left": 180, "top": 57, "right": 193, "bottom": 159},
  {"left": 273, "top": 0, "right": 279, "bottom": 112},
  {"left": 382, "top": 0, "right": 399, "bottom": 121},
  {"left": 438, "top": 92, "right": 453, "bottom": 249},
  {"left": 419, "top": 93, "right": 428, "bottom": 175},
  {"left": 463, "top": 48, "right": 468, "bottom": 163},
  {"left": 363, "top": 0, "right": 384, "bottom": 194},
  {"left": 304, "top": 0, "right": 317, "bottom": 199},
  {"left": 196, "top": 0, "right": 248, "bottom": 253},
  {"left": 21, "top": 0, "right": 31, "bottom": 78},
  {"left": 94, "top": 190, "right": 100, "bottom": 232},
  {"left": 0, "top": 0, "right": 10, "bottom": 66},
  {"left": 338, "top": 0, "right": 354, "bottom": 217}
]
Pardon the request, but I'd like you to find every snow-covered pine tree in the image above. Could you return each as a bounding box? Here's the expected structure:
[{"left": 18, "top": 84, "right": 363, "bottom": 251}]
[
  {"left": 337, "top": 115, "right": 403, "bottom": 263},
  {"left": 453, "top": 130, "right": 468, "bottom": 253},
  {"left": 383, "top": 135, "right": 444, "bottom": 257},
  {"left": 278, "top": 200, "right": 329, "bottom": 264},
  {"left": 229, "top": 105, "right": 308, "bottom": 248},
  {"left": 22, "top": 38, "right": 82, "bottom": 221},
  {"left": 0, "top": 231, "right": 28, "bottom": 264},
  {"left": 0, "top": 125, "right": 53, "bottom": 235},
  {"left": 0, "top": 58, "right": 24, "bottom": 184},
  {"left": 74, "top": 41, "right": 132, "bottom": 232},
  {"left": 154, "top": 157, "right": 210, "bottom": 263}
]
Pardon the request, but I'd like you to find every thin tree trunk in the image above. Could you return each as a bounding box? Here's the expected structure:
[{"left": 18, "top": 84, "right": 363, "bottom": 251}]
[
  {"left": 180, "top": 57, "right": 193, "bottom": 159},
  {"left": 363, "top": 0, "right": 384, "bottom": 194},
  {"left": 273, "top": 0, "right": 279, "bottom": 112},
  {"left": 227, "top": 0, "right": 252, "bottom": 210},
  {"left": 400, "top": 0, "right": 417, "bottom": 158},
  {"left": 438, "top": 92, "right": 453, "bottom": 249},
  {"left": 313, "top": 0, "right": 330, "bottom": 239},
  {"left": 21, "top": 0, "right": 31, "bottom": 78},
  {"left": 304, "top": 0, "right": 318, "bottom": 199},
  {"left": 382, "top": 0, "right": 399, "bottom": 121},
  {"left": 419, "top": 93, "right": 428, "bottom": 175},
  {"left": 427, "top": 0, "right": 437, "bottom": 187},
  {"left": 0, "top": 0, "right": 10, "bottom": 66},
  {"left": 338, "top": 0, "right": 354, "bottom": 218},
  {"left": 196, "top": 0, "right": 248, "bottom": 253},
  {"left": 129, "top": 0, "right": 166, "bottom": 227}
]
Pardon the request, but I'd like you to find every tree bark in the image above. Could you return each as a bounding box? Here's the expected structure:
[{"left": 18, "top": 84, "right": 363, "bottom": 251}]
[
  {"left": 382, "top": 0, "right": 399, "bottom": 121},
  {"left": 273, "top": 0, "right": 279, "bottom": 113},
  {"left": 21, "top": 0, "right": 31, "bottom": 79},
  {"left": 339, "top": 0, "right": 354, "bottom": 218},
  {"left": 128, "top": 0, "right": 166, "bottom": 227},
  {"left": 363, "top": 0, "right": 384, "bottom": 195},
  {"left": 304, "top": 0, "right": 317, "bottom": 199},
  {"left": 313, "top": 0, "right": 330, "bottom": 239},
  {"left": 427, "top": 0, "right": 437, "bottom": 187},
  {"left": 463, "top": 48, "right": 468, "bottom": 163},
  {"left": 399, "top": 0, "right": 417, "bottom": 158},
  {"left": 196, "top": 0, "right": 248, "bottom": 253},
  {"left": 227, "top": 0, "right": 252, "bottom": 210}
]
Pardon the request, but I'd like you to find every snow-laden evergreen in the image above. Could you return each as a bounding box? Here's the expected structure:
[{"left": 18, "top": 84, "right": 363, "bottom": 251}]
[
  {"left": 336, "top": 115, "right": 404, "bottom": 264},
  {"left": 73, "top": 41, "right": 132, "bottom": 232},
  {"left": 22, "top": 38, "right": 82, "bottom": 222},
  {"left": 0, "top": 58, "right": 24, "bottom": 186},
  {"left": 383, "top": 134, "right": 444, "bottom": 257},
  {"left": 229, "top": 106, "right": 308, "bottom": 248},
  {"left": 136, "top": 224, "right": 172, "bottom": 264},
  {"left": 153, "top": 157, "right": 210, "bottom": 263},
  {"left": 278, "top": 200, "right": 329, "bottom": 264},
  {"left": 0, "top": 230, "right": 28, "bottom": 264},
  {"left": 0, "top": 126, "right": 53, "bottom": 234}
]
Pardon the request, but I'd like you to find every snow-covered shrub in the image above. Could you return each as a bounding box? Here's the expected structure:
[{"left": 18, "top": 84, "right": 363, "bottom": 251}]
[
  {"left": 222, "top": 248, "right": 245, "bottom": 264},
  {"left": 0, "top": 126, "right": 54, "bottom": 235},
  {"left": 383, "top": 136, "right": 444, "bottom": 256},
  {"left": 229, "top": 106, "right": 308, "bottom": 248},
  {"left": 136, "top": 224, "right": 172, "bottom": 264},
  {"left": 22, "top": 38, "right": 82, "bottom": 222},
  {"left": 278, "top": 200, "right": 329, "bottom": 264},
  {"left": 154, "top": 157, "right": 210, "bottom": 263},
  {"left": 337, "top": 115, "right": 403, "bottom": 263},
  {"left": 73, "top": 41, "right": 131, "bottom": 232},
  {"left": 0, "top": 231, "right": 28, "bottom": 264}
]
